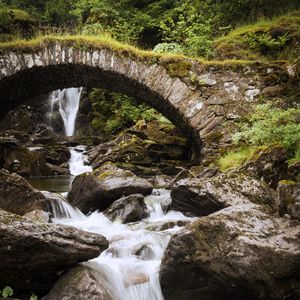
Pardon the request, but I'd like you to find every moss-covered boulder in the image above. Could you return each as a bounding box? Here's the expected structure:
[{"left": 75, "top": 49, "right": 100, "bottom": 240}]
[
  {"left": 0, "top": 209, "right": 108, "bottom": 294},
  {"left": 170, "top": 173, "right": 275, "bottom": 216},
  {"left": 44, "top": 265, "right": 113, "bottom": 300},
  {"left": 277, "top": 180, "right": 300, "bottom": 220},
  {"left": 68, "top": 163, "right": 153, "bottom": 214},
  {"left": 160, "top": 204, "right": 300, "bottom": 300},
  {"left": 89, "top": 120, "right": 191, "bottom": 176},
  {"left": 239, "top": 146, "right": 288, "bottom": 188},
  {"left": 0, "top": 169, "right": 48, "bottom": 215}
]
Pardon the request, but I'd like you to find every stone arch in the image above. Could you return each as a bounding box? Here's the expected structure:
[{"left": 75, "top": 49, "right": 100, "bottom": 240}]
[
  {"left": 0, "top": 42, "right": 204, "bottom": 157},
  {"left": 0, "top": 39, "right": 276, "bottom": 161}
]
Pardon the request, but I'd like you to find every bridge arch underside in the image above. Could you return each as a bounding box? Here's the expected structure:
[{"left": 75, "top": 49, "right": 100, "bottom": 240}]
[{"left": 0, "top": 64, "right": 202, "bottom": 158}]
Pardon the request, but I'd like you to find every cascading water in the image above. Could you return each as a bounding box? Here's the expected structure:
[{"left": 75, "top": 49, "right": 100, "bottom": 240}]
[
  {"left": 42, "top": 191, "right": 84, "bottom": 219},
  {"left": 49, "top": 87, "right": 82, "bottom": 137},
  {"left": 69, "top": 145, "right": 93, "bottom": 176},
  {"left": 52, "top": 189, "right": 194, "bottom": 300},
  {"left": 49, "top": 88, "right": 93, "bottom": 176}
]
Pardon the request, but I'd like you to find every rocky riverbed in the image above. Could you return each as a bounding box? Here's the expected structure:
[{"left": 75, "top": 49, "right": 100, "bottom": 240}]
[{"left": 0, "top": 88, "right": 299, "bottom": 300}]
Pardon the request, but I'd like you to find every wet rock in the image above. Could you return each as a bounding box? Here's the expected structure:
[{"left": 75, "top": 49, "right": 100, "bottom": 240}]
[
  {"left": 0, "top": 209, "right": 109, "bottom": 294},
  {"left": 144, "top": 220, "right": 190, "bottom": 231},
  {"left": 104, "top": 194, "right": 149, "bottom": 223},
  {"left": 3, "top": 146, "right": 52, "bottom": 176},
  {"left": 160, "top": 204, "right": 300, "bottom": 300},
  {"left": 132, "top": 243, "right": 156, "bottom": 260},
  {"left": 170, "top": 173, "right": 275, "bottom": 216},
  {"left": 23, "top": 209, "right": 50, "bottom": 223},
  {"left": 0, "top": 169, "right": 48, "bottom": 215},
  {"left": 147, "top": 175, "right": 173, "bottom": 189},
  {"left": 277, "top": 180, "right": 300, "bottom": 220},
  {"left": 45, "top": 162, "right": 70, "bottom": 176},
  {"left": 44, "top": 145, "right": 71, "bottom": 165},
  {"left": 240, "top": 146, "right": 288, "bottom": 188},
  {"left": 44, "top": 265, "right": 113, "bottom": 300},
  {"left": 68, "top": 163, "right": 153, "bottom": 214},
  {"left": 0, "top": 105, "right": 41, "bottom": 133}
]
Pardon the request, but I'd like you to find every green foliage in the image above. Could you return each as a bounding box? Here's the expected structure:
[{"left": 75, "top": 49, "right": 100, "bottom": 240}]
[
  {"left": 159, "top": 0, "right": 214, "bottom": 58},
  {"left": 153, "top": 42, "right": 184, "bottom": 55},
  {"left": 2, "top": 0, "right": 299, "bottom": 59},
  {"left": 89, "top": 88, "right": 160, "bottom": 134},
  {"left": 289, "top": 148, "right": 300, "bottom": 165},
  {"left": 232, "top": 104, "right": 300, "bottom": 159},
  {"left": 215, "top": 11, "right": 300, "bottom": 60},
  {"left": 0, "top": 3, "right": 37, "bottom": 39},
  {"left": 246, "top": 32, "right": 290, "bottom": 55},
  {"left": 1, "top": 286, "right": 13, "bottom": 298}
]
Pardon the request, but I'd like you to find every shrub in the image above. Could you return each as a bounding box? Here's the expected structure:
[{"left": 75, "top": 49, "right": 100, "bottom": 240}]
[
  {"left": 232, "top": 104, "right": 300, "bottom": 161},
  {"left": 153, "top": 42, "right": 184, "bottom": 54},
  {"left": 89, "top": 88, "right": 161, "bottom": 135}
]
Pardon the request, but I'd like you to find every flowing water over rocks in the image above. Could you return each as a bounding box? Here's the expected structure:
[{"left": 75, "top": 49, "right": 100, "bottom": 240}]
[
  {"left": 69, "top": 145, "right": 93, "bottom": 176},
  {"left": 51, "top": 189, "right": 194, "bottom": 300}
]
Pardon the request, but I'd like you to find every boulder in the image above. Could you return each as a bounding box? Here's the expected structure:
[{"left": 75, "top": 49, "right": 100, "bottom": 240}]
[
  {"left": 144, "top": 219, "right": 190, "bottom": 231},
  {"left": 103, "top": 194, "right": 149, "bottom": 223},
  {"left": 147, "top": 175, "right": 173, "bottom": 189},
  {"left": 44, "top": 265, "right": 113, "bottom": 300},
  {"left": 170, "top": 173, "right": 275, "bottom": 216},
  {"left": 239, "top": 146, "right": 288, "bottom": 188},
  {"left": 0, "top": 209, "right": 108, "bottom": 294},
  {"left": 68, "top": 163, "right": 153, "bottom": 214},
  {"left": 277, "top": 180, "right": 300, "bottom": 220},
  {"left": 132, "top": 243, "right": 156, "bottom": 260},
  {"left": 0, "top": 169, "right": 48, "bottom": 215},
  {"left": 88, "top": 120, "right": 190, "bottom": 177},
  {"left": 160, "top": 204, "right": 300, "bottom": 300},
  {"left": 3, "top": 146, "right": 49, "bottom": 176},
  {"left": 23, "top": 209, "right": 50, "bottom": 223}
]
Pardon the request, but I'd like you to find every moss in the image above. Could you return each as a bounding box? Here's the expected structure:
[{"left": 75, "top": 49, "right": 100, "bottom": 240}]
[
  {"left": 0, "top": 33, "right": 273, "bottom": 75},
  {"left": 97, "top": 171, "right": 115, "bottom": 180},
  {"left": 279, "top": 180, "right": 297, "bottom": 185},
  {"left": 164, "top": 60, "right": 192, "bottom": 78}
]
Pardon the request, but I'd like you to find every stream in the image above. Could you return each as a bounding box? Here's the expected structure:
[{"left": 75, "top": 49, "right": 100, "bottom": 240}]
[
  {"left": 49, "top": 188, "right": 193, "bottom": 300},
  {"left": 30, "top": 87, "right": 194, "bottom": 299}
]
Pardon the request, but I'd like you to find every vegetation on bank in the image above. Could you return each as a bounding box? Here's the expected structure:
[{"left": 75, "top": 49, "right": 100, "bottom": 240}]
[
  {"left": 215, "top": 10, "right": 300, "bottom": 61},
  {"left": 219, "top": 104, "right": 300, "bottom": 171},
  {"left": 88, "top": 88, "right": 163, "bottom": 135},
  {"left": 1, "top": 1, "right": 300, "bottom": 60}
]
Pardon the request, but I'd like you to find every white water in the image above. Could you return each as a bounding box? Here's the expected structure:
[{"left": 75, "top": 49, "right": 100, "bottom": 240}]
[
  {"left": 69, "top": 145, "right": 93, "bottom": 176},
  {"left": 49, "top": 87, "right": 82, "bottom": 136},
  {"left": 42, "top": 191, "right": 84, "bottom": 219},
  {"left": 53, "top": 189, "right": 193, "bottom": 300}
]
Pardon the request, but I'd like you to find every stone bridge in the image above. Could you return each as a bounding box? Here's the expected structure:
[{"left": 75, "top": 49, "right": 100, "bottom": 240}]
[{"left": 0, "top": 37, "right": 289, "bottom": 160}]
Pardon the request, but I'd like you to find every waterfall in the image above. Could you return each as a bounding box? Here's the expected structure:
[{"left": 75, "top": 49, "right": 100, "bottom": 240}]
[
  {"left": 49, "top": 87, "right": 82, "bottom": 137},
  {"left": 52, "top": 189, "right": 194, "bottom": 300}
]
